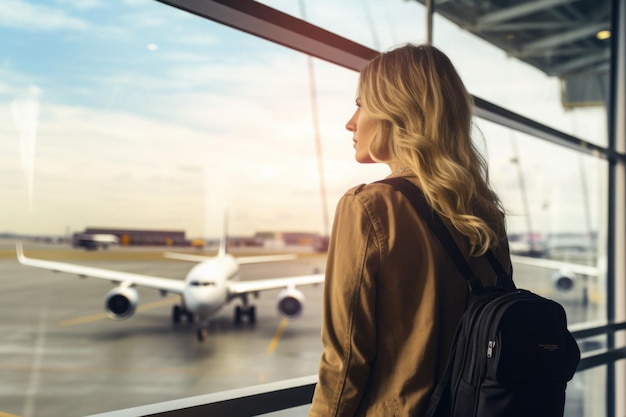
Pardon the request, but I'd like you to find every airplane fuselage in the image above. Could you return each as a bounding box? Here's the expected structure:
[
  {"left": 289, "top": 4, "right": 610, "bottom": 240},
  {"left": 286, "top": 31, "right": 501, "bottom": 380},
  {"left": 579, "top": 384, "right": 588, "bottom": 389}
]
[{"left": 182, "top": 254, "right": 240, "bottom": 320}]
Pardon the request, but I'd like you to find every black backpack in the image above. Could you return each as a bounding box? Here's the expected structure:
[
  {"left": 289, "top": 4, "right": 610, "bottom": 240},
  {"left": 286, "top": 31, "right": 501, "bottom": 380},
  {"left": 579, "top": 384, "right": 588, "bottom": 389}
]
[{"left": 379, "top": 177, "right": 581, "bottom": 417}]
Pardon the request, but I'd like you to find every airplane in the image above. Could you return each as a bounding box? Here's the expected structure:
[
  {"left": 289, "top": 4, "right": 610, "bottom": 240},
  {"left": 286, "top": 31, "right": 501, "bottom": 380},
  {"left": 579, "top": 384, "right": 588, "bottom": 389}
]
[
  {"left": 510, "top": 253, "right": 606, "bottom": 310},
  {"left": 511, "top": 254, "right": 600, "bottom": 293},
  {"left": 15, "top": 241, "right": 325, "bottom": 341}
]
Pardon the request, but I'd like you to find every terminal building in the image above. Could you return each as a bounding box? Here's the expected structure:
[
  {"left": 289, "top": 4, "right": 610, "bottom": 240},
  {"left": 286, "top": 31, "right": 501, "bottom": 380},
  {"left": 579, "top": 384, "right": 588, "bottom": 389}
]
[{"left": 72, "top": 228, "right": 327, "bottom": 250}]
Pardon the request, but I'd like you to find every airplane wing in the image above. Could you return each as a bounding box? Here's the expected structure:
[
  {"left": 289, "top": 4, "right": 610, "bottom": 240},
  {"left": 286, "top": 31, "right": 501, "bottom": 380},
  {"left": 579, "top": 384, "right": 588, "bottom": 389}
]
[
  {"left": 228, "top": 273, "right": 324, "bottom": 295},
  {"left": 511, "top": 254, "right": 599, "bottom": 276},
  {"left": 163, "top": 252, "right": 215, "bottom": 262},
  {"left": 163, "top": 252, "right": 298, "bottom": 264},
  {"left": 234, "top": 254, "right": 299, "bottom": 264},
  {"left": 16, "top": 243, "right": 186, "bottom": 294}
]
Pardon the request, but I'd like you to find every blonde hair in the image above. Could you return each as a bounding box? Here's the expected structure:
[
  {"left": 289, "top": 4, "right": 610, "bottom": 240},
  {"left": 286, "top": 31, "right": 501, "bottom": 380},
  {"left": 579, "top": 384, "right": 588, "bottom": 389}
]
[{"left": 359, "top": 43, "right": 505, "bottom": 255}]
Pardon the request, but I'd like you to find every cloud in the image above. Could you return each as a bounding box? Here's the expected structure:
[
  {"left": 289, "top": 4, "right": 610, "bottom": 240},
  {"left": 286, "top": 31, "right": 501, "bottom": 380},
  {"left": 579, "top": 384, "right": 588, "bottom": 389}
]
[
  {"left": 0, "top": 87, "right": 387, "bottom": 237},
  {"left": 0, "top": 0, "right": 90, "bottom": 31},
  {"left": 55, "top": 0, "right": 104, "bottom": 11}
]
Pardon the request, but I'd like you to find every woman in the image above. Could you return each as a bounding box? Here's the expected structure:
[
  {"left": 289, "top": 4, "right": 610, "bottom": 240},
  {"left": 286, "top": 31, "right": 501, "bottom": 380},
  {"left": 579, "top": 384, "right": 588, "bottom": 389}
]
[{"left": 308, "top": 44, "right": 511, "bottom": 416}]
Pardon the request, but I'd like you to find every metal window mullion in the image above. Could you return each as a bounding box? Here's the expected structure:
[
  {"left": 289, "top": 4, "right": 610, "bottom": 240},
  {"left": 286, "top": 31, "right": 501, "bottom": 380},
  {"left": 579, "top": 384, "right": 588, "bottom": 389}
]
[
  {"left": 155, "top": 0, "right": 377, "bottom": 71},
  {"left": 607, "top": 0, "right": 626, "bottom": 416},
  {"left": 577, "top": 347, "right": 626, "bottom": 372},
  {"left": 85, "top": 375, "right": 318, "bottom": 417},
  {"left": 473, "top": 96, "right": 618, "bottom": 159}
]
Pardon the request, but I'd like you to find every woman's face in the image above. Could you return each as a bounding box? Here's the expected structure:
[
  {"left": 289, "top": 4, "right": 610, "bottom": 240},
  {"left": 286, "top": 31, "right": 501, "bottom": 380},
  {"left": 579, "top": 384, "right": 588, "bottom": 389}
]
[{"left": 345, "top": 98, "right": 377, "bottom": 164}]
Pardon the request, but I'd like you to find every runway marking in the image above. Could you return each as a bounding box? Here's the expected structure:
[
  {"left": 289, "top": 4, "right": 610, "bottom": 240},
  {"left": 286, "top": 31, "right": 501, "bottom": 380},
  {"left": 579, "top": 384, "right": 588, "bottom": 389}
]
[
  {"left": 23, "top": 302, "right": 49, "bottom": 417},
  {"left": 266, "top": 318, "right": 289, "bottom": 354},
  {"left": 59, "top": 312, "right": 109, "bottom": 327},
  {"left": 0, "top": 412, "right": 23, "bottom": 417},
  {"left": 0, "top": 363, "right": 215, "bottom": 376},
  {"left": 59, "top": 297, "right": 178, "bottom": 327}
]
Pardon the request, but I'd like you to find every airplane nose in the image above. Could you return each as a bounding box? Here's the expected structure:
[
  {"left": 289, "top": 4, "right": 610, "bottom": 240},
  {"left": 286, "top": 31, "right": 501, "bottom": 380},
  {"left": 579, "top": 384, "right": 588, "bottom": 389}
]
[{"left": 184, "top": 287, "right": 224, "bottom": 316}]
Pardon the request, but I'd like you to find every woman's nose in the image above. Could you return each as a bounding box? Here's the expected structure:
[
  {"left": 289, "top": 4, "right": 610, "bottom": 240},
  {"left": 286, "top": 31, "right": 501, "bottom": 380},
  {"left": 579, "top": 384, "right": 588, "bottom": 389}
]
[{"left": 345, "top": 111, "right": 357, "bottom": 131}]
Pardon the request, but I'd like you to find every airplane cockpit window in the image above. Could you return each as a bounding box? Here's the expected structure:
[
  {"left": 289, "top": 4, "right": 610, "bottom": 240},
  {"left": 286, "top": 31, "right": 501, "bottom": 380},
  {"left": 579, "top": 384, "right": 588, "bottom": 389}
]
[{"left": 191, "top": 281, "right": 216, "bottom": 287}]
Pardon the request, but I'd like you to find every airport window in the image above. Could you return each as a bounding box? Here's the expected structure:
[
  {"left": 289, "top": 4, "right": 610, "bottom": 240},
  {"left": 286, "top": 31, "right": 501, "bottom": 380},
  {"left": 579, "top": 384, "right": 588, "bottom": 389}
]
[
  {"left": 1, "top": 1, "right": 624, "bottom": 417},
  {"left": 476, "top": 119, "right": 609, "bottom": 326}
]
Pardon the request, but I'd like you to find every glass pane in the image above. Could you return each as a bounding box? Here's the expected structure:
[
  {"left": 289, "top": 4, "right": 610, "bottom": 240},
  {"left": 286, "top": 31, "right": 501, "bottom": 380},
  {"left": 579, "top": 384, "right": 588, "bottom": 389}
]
[
  {"left": 566, "top": 366, "right": 606, "bottom": 417},
  {"left": 478, "top": 118, "right": 608, "bottom": 325}
]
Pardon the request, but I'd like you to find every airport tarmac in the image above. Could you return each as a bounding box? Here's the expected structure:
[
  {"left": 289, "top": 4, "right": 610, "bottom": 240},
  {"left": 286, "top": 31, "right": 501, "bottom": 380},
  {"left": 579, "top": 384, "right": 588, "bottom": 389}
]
[
  {"left": 0, "top": 242, "right": 326, "bottom": 417},
  {"left": 0, "top": 241, "right": 601, "bottom": 417}
]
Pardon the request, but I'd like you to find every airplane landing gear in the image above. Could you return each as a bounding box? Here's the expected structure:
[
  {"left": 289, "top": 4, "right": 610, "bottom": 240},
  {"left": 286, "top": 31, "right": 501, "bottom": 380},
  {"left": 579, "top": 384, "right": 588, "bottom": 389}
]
[
  {"left": 234, "top": 294, "right": 256, "bottom": 325},
  {"left": 196, "top": 327, "right": 208, "bottom": 342},
  {"left": 235, "top": 305, "right": 256, "bottom": 324},
  {"left": 172, "top": 305, "right": 194, "bottom": 324}
]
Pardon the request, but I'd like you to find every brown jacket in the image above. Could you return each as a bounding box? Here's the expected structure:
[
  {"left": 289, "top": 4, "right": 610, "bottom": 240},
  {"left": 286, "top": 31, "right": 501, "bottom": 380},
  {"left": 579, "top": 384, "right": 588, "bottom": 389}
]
[{"left": 309, "top": 173, "right": 511, "bottom": 417}]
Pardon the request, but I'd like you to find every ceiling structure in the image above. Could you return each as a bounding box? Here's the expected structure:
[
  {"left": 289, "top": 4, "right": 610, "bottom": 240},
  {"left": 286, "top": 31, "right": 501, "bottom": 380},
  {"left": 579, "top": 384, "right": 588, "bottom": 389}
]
[{"left": 413, "top": 0, "right": 612, "bottom": 107}]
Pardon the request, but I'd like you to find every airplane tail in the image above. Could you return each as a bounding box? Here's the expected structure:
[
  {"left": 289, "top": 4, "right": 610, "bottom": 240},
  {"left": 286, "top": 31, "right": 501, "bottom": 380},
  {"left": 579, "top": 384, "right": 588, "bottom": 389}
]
[
  {"left": 15, "top": 242, "right": 26, "bottom": 263},
  {"left": 217, "top": 210, "right": 228, "bottom": 257},
  {"left": 163, "top": 210, "right": 229, "bottom": 262}
]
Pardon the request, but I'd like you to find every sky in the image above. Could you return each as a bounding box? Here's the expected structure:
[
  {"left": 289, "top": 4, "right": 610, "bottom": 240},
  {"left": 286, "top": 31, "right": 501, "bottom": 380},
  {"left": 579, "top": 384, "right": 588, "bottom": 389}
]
[{"left": 0, "top": 0, "right": 610, "bottom": 240}]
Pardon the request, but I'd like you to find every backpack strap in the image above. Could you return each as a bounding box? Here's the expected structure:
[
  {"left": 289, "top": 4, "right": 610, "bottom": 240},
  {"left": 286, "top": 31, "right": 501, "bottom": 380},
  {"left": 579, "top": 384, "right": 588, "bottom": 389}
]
[
  {"left": 485, "top": 250, "right": 515, "bottom": 290},
  {"left": 376, "top": 177, "right": 515, "bottom": 293}
]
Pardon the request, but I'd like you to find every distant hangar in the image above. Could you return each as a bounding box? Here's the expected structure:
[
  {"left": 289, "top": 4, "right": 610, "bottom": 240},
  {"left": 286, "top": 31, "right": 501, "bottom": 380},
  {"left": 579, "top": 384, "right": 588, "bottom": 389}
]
[
  {"left": 73, "top": 227, "right": 188, "bottom": 249},
  {"left": 72, "top": 228, "right": 329, "bottom": 252}
]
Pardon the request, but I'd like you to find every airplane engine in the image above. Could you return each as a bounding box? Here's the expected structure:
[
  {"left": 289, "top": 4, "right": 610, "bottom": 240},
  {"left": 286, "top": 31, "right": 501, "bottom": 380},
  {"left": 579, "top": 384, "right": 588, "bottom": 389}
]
[
  {"left": 104, "top": 286, "right": 139, "bottom": 320},
  {"left": 277, "top": 288, "right": 305, "bottom": 318},
  {"left": 552, "top": 269, "right": 576, "bottom": 292}
]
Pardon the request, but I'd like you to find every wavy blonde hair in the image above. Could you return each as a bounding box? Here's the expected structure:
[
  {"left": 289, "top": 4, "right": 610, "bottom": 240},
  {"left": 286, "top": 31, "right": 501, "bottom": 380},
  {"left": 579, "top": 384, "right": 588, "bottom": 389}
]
[{"left": 359, "top": 43, "right": 505, "bottom": 255}]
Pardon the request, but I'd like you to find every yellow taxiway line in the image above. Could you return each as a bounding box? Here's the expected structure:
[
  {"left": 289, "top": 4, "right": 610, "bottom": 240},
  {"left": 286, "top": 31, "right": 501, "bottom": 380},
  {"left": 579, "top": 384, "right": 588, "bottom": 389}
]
[{"left": 266, "top": 318, "right": 289, "bottom": 354}]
